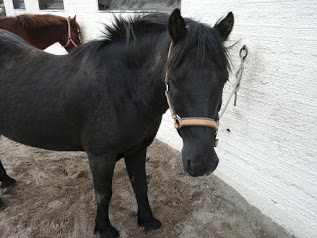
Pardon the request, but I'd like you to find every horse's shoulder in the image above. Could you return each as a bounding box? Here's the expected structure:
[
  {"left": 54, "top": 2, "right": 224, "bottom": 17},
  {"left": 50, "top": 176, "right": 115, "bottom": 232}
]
[
  {"left": 0, "top": 29, "right": 49, "bottom": 57},
  {"left": 0, "top": 29, "right": 16, "bottom": 38},
  {"left": 0, "top": 29, "right": 27, "bottom": 45}
]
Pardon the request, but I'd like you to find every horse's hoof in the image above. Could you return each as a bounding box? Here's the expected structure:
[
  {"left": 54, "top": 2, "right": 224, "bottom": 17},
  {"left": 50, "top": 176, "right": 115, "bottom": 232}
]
[
  {"left": 95, "top": 223, "right": 120, "bottom": 238},
  {"left": 0, "top": 198, "right": 4, "bottom": 210},
  {"left": 0, "top": 177, "right": 16, "bottom": 188},
  {"left": 138, "top": 216, "right": 162, "bottom": 233},
  {"left": 99, "top": 228, "right": 120, "bottom": 238}
]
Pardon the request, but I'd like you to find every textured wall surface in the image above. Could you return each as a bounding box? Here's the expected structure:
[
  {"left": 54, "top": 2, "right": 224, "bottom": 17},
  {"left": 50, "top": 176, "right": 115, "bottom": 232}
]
[
  {"left": 3, "top": 0, "right": 317, "bottom": 238},
  {"left": 159, "top": 1, "right": 317, "bottom": 238}
]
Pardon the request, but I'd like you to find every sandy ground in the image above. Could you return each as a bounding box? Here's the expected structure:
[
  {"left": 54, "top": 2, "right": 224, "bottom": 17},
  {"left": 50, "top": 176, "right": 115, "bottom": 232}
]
[{"left": 0, "top": 137, "right": 293, "bottom": 238}]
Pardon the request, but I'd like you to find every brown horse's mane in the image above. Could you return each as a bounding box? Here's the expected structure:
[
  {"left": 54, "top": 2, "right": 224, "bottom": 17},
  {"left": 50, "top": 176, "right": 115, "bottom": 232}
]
[{"left": 17, "top": 14, "right": 67, "bottom": 28}]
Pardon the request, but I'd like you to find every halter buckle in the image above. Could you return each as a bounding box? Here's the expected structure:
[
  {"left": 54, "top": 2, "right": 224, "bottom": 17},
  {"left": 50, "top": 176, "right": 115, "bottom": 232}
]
[{"left": 173, "top": 114, "right": 181, "bottom": 129}]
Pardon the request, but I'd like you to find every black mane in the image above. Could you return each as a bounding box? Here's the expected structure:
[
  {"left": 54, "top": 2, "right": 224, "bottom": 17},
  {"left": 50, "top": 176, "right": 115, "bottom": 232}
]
[
  {"left": 102, "top": 13, "right": 230, "bottom": 69},
  {"left": 70, "top": 12, "right": 230, "bottom": 74},
  {"left": 103, "top": 13, "right": 167, "bottom": 43}
]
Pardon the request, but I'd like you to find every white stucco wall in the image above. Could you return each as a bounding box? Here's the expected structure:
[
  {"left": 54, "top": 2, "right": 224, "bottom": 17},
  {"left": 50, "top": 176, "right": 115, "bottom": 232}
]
[
  {"left": 159, "top": 1, "right": 317, "bottom": 238},
  {"left": 3, "top": 1, "right": 317, "bottom": 238}
]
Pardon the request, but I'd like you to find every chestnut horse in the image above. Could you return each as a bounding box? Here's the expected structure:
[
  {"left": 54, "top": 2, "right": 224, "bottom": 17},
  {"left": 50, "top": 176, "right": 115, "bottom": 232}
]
[{"left": 0, "top": 14, "right": 81, "bottom": 52}]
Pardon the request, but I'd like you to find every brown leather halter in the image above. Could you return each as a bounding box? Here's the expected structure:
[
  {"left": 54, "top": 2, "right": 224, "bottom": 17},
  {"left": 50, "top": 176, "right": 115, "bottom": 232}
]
[
  {"left": 63, "top": 17, "right": 81, "bottom": 48},
  {"left": 164, "top": 43, "right": 219, "bottom": 147}
]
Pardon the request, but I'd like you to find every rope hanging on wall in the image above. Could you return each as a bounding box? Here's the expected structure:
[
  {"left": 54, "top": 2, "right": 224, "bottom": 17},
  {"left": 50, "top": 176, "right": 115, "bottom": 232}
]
[{"left": 219, "top": 44, "right": 248, "bottom": 119}]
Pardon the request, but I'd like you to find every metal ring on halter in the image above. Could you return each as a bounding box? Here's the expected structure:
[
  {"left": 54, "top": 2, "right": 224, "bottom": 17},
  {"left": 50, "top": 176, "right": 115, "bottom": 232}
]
[
  {"left": 239, "top": 44, "right": 248, "bottom": 60},
  {"left": 173, "top": 114, "right": 182, "bottom": 129}
]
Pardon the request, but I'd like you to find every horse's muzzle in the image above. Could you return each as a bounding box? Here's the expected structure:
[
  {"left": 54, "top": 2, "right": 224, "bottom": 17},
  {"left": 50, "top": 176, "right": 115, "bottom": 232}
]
[{"left": 182, "top": 154, "right": 219, "bottom": 177}]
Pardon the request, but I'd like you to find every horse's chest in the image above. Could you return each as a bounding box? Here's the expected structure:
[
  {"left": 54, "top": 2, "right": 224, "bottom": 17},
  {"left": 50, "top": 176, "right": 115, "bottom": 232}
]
[{"left": 117, "top": 116, "right": 162, "bottom": 157}]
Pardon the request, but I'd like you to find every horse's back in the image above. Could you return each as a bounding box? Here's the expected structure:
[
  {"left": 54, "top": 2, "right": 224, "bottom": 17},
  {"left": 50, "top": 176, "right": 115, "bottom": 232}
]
[
  {"left": 0, "top": 29, "right": 83, "bottom": 150},
  {"left": 0, "top": 29, "right": 39, "bottom": 52},
  {"left": 0, "top": 29, "right": 159, "bottom": 155},
  {"left": 0, "top": 29, "right": 52, "bottom": 79},
  {"left": 0, "top": 17, "right": 17, "bottom": 30},
  {"left": 0, "top": 17, "right": 24, "bottom": 38}
]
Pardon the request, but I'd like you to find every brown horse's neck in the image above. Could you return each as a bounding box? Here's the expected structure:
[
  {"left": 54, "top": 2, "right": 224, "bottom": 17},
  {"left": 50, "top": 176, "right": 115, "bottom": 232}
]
[
  {"left": 0, "top": 17, "right": 26, "bottom": 38},
  {"left": 26, "top": 24, "right": 68, "bottom": 50}
]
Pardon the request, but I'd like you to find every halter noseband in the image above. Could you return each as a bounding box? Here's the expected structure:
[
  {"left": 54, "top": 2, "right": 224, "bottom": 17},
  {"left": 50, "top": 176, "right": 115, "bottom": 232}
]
[
  {"left": 164, "top": 43, "right": 219, "bottom": 147},
  {"left": 63, "top": 17, "right": 81, "bottom": 48}
]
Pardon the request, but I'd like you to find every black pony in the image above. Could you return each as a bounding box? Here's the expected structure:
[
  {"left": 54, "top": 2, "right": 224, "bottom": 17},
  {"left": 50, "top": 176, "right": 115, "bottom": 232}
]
[{"left": 0, "top": 9, "right": 233, "bottom": 238}]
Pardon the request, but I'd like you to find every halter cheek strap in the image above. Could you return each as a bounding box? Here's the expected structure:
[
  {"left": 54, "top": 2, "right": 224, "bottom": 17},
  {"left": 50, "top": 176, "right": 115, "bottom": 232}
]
[
  {"left": 164, "top": 43, "right": 219, "bottom": 147},
  {"left": 63, "top": 17, "right": 78, "bottom": 48}
]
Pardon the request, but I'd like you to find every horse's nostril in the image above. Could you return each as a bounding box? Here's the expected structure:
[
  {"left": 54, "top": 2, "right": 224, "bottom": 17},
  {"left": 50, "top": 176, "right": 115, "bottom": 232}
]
[
  {"left": 186, "top": 159, "right": 196, "bottom": 175},
  {"left": 187, "top": 159, "right": 192, "bottom": 170}
]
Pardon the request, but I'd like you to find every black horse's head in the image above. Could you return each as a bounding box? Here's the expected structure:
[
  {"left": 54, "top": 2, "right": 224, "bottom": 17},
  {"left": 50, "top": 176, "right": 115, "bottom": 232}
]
[{"left": 166, "top": 9, "right": 234, "bottom": 177}]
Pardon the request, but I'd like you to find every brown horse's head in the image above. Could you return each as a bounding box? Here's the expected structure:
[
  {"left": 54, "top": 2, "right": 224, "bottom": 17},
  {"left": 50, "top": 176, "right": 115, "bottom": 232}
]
[
  {"left": 61, "top": 15, "right": 82, "bottom": 52},
  {"left": 13, "top": 14, "right": 82, "bottom": 51}
]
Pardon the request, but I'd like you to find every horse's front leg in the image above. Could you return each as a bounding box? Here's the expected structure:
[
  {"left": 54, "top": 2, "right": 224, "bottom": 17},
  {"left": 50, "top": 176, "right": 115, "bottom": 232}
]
[
  {"left": 87, "top": 152, "right": 119, "bottom": 238},
  {"left": 125, "top": 148, "right": 161, "bottom": 233},
  {"left": 0, "top": 160, "right": 16, "bottom": 188},
  {"left": 0, "top": 157, "right": 16, "bottom": 209}
]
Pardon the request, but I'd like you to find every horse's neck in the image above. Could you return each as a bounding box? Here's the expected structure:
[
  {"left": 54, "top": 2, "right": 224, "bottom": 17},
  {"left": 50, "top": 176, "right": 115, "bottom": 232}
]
[
  {"left": 27, "top": 25, "right": 66, "bottom": 50},
  {"left": 0, "top": 17, "right": 26, "bottom": 37},
  {"left": 132, "top": 39, "right": 170, "bottom": 118}
]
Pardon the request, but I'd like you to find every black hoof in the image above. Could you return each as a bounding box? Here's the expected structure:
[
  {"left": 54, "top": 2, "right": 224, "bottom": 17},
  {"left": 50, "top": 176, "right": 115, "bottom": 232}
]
[
  {"left": 95, "top": 223, "right": 119, "bottom": 238},
  {"left": 0, "top": 177, "right": 16, "bottom": 188},
  {"left": 99, "top": 228, "right": 120, "bottom": 238},
  {"left": 0, "top": 198, "right": 3, "bottom": 209},
  {"left": 138, "top": 216, "right": 162, "bottom": 233}
]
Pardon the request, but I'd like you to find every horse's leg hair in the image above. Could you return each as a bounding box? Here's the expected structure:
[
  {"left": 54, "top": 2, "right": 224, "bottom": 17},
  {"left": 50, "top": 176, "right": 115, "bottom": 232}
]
[
  {"left": 0, "top": 160, "right": 16, "bottom": 188},
  {"left": 125, "top": 148, "right": 161, "bottom": 233},
  {"left": 0, "top": 135, "right": 16, "bottom": 188},
  {"left": 87, "top": 152, "right": 119, "bottom": 238},
  {"left": 0, "top": 135, "right": 16, "bottom": 209}
]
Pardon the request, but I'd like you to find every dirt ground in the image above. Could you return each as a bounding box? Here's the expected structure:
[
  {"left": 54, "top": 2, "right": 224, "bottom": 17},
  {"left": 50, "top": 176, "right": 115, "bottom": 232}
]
[{"left": 0, "top": 137, "right": 293, "bottom": 238}]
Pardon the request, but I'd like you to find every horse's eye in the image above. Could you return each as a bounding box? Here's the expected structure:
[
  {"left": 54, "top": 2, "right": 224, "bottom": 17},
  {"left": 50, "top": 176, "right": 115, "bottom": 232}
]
[{"left": 170, "top": 77, "right": 177, "bottom": 88}]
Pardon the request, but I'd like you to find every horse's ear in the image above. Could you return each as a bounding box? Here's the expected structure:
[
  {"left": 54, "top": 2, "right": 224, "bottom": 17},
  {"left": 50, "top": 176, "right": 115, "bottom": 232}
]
[
  {"left": 214, "top": 12, "right": 234, "bottom": 41},
  {"left": 168, "top": 9, "right": 186, "bottom": 43},
  {"left": 72, "top": 15, "right": 76, "bottom": 22}
]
